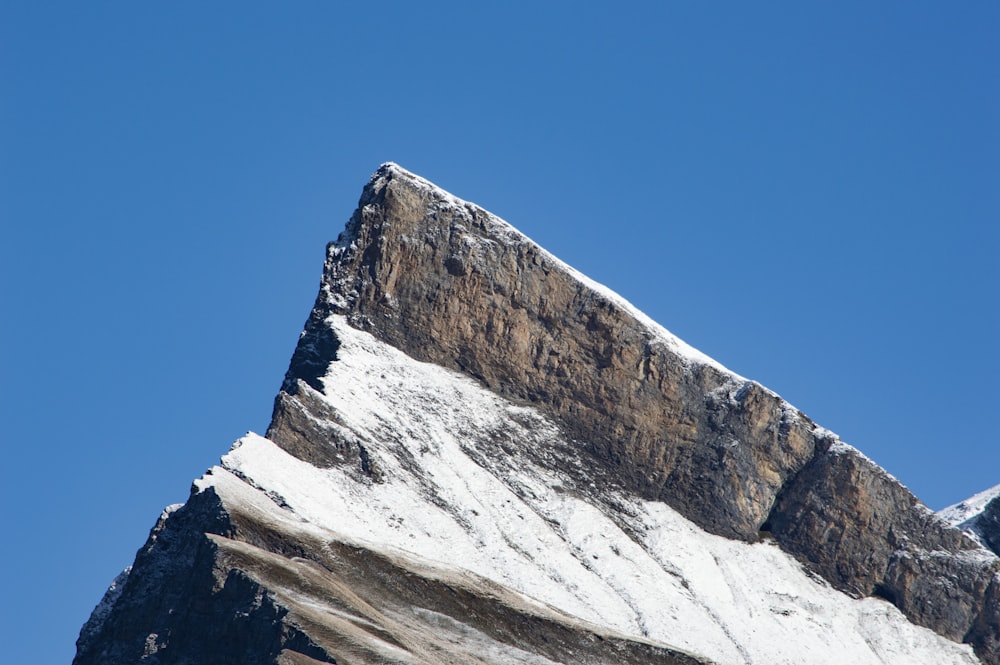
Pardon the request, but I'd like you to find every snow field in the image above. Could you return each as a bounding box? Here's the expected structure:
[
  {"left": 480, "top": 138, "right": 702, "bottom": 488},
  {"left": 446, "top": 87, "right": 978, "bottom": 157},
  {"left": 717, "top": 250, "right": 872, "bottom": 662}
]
[{"left": 204, "top": 316, "right": 979, "bottom": 665}]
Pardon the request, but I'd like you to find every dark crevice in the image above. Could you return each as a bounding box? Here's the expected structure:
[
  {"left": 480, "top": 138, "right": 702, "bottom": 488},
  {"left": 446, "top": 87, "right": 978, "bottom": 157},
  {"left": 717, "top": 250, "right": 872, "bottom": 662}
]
[{"left": 872, "top": 583, "right": 898, "bottom": 605}]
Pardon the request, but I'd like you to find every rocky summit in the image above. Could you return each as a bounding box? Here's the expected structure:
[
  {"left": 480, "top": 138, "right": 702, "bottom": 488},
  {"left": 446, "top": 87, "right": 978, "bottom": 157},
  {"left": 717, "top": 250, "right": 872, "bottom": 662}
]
[{"left": 76, "top": 164, "right": 1000, "bottom": 665}]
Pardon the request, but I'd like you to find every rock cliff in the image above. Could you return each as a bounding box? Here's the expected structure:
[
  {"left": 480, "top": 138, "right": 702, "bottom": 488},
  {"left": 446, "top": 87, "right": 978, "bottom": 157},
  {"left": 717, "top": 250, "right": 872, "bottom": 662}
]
[{"left": 76, "top": 164, "right": 998, "bottom": 665}]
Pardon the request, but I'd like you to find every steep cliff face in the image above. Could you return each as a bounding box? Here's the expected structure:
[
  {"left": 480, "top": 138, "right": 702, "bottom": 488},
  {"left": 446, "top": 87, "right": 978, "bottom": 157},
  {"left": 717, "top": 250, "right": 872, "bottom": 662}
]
[
  {"left": 767, "top": 440, "right": 998, "bottom": 644},
  {"left": 275, "top": 165, "right": 817, "bottom": 543},
  {"left": 77, "top": 164, "right": 997, "bottom": 665}
]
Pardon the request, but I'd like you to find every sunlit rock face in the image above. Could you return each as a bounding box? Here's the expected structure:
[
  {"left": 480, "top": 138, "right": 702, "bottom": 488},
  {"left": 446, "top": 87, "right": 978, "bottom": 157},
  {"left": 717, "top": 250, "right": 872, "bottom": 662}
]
[{"left": 76, "top": 165, "right": 997, "bottom": 665}]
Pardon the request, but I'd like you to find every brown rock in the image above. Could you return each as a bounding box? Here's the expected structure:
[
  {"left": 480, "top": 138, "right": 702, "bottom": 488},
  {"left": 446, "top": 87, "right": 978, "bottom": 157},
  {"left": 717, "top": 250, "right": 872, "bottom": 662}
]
[{"left": 765, "top": 436, "right": 999, "bottom": 650}]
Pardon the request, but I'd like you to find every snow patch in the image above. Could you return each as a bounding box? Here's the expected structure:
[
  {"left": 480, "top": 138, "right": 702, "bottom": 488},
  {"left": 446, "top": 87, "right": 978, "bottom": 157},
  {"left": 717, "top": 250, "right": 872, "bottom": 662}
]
[
  {"left": 200, "top": 317, "right": 979, "bottom": 665},
  {"left": 940, "top": 484, "right": 1000, "bottom": 527},
  {"left": 939, "top": 483, "right": 1000, "bottom": 547}
]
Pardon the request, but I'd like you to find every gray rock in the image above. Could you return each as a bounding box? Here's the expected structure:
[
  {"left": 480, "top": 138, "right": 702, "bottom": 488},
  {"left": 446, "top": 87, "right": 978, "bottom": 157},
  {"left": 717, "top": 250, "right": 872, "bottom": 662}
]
[
  {"left": 73, "top": 486, "right": 329, "bottom": 665},
  {"left": 969, "top": 496, "right": 1000, "bottom": 556}
]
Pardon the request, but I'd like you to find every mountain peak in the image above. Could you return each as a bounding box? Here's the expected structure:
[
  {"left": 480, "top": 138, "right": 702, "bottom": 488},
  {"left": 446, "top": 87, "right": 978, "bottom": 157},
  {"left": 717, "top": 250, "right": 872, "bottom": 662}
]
[
  {"left": 76, "top": 166, "right": 1000, "bottom": 665},
  {"left": 278, "top": 165, "right": 782, "bottom": 536}
]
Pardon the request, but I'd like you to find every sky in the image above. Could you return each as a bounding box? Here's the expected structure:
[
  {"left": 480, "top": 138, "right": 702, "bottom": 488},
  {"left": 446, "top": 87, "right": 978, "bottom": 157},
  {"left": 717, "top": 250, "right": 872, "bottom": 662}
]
[{"left": 1, "top": 3, "right": 997, "bottom": 663}]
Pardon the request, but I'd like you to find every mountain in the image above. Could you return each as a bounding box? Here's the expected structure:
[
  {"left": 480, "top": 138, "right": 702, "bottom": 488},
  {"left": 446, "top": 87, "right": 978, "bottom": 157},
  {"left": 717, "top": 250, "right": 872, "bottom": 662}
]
[{"left": 75, "top": 164, "right": 999, "bottom": 665}]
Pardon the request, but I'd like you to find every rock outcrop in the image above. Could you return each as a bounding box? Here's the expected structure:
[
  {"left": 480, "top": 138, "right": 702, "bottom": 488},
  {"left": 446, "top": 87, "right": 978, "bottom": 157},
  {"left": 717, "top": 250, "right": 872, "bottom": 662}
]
[
  {"left": 977, "top": 499, "right": 1000, "bottom": 556},
  {"left": 77, "top": 164, "right": 998, "bottom": 665},
  {"left": 766, "top": 438, "right": 999, "bottom": 646}
]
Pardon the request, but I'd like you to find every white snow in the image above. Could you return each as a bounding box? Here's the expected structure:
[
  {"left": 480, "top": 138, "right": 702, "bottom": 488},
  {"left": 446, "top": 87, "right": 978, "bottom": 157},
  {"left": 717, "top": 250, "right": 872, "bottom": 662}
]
[
  {"left": 940, "top": 484, "right": 1000, "bottom": 526},
  {"left": 198, "top": 315, "right": 979, "bottom": 665},
  {"left": 939, "top": 483, "right": 1000, "bottom": 547}
]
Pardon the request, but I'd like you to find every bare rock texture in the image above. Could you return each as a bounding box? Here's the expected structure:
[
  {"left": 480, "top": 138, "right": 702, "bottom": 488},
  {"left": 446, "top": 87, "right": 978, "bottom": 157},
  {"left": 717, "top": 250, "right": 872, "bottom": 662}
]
[
  {"left": 979, "top": 499, "right": 1000, "bottom": 556},
  {"left": 74, "top": 488, "right": 331, "bottom": 665},
  {"left": 765, "top": 436, "right": 1000, "bottom": 651}
]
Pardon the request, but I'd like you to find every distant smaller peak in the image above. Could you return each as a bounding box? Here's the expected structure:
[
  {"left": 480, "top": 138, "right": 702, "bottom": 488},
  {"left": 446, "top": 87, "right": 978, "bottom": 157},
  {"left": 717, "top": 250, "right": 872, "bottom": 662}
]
[{"left": 939, "top": 483, "right": 1000, "bottom": 527}]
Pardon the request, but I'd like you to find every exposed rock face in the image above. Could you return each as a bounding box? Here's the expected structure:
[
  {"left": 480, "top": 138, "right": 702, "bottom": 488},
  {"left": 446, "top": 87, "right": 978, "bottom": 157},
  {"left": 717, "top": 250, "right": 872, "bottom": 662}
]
[
  {"left": 979, "top": 500, "right": 1000, "bottom": 556},
  {"left": 275, "top": 165, "right": 818, "bottom": 542},
  {"left": 766, "top": 437, "right": 1000, "bottom": 647},
  {"left": 941, "top": 487, "right": 1000, "bottom": 559},
  {"left": 77, "top": 164, "right": 998, "bottom": 664},
  {"left": 74, "top": 488, "right": 329, "bottom": 665}
]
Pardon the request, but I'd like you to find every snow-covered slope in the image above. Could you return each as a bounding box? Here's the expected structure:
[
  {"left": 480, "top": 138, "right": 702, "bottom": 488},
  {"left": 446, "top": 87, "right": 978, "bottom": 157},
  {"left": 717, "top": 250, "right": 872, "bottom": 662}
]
[
  {"left": 941, "top": 485, "right": 1000, "bottom": 528},
  {"left": 209, "top": 315, "right": 977, "bottom": 665},
  {"left": 941, "top": 485, "right": 1000, "bottom": 549}
]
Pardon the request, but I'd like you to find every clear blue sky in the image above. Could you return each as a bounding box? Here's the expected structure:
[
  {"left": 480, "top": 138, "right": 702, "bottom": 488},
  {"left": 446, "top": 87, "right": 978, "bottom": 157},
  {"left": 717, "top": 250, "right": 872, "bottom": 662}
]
[{"left": 2, "top": 3, "right": 997, "bottom": 663}]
